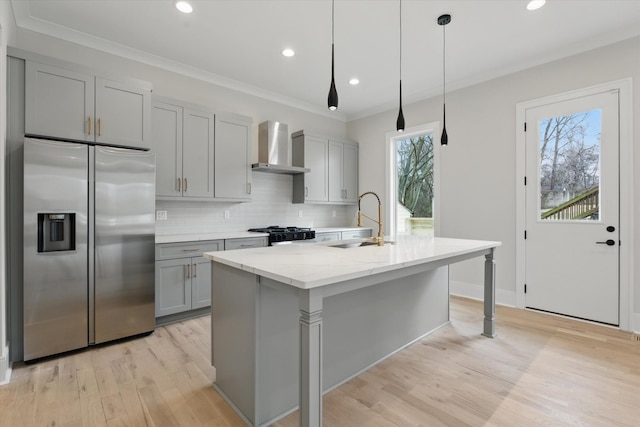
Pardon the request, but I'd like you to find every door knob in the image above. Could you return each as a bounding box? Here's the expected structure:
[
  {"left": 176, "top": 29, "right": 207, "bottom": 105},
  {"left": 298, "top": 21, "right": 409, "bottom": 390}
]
[{"left": 595, "top": 239, "right": 616, "bottom": 246}]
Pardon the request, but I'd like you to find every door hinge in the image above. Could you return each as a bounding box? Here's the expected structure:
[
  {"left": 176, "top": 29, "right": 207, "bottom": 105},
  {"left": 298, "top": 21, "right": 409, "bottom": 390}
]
[
  {"left": 524, "top": 230, "right": 527, "bottom": 239},
  {"left": 524, "top": 122, "right": 527, "bottom": 132},
  {"left": 524, "top": 284, "right": 527, "bottom": 293}
]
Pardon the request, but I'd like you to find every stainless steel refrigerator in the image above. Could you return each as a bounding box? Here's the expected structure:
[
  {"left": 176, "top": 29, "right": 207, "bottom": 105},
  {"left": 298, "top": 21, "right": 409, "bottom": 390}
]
[{"left": 23, "top": 137, "right": 155, "bottom": 361}]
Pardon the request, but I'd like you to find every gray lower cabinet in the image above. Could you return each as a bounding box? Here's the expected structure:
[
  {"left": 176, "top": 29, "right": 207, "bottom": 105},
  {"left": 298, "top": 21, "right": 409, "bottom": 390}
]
[
  {"left": 155, "top": 236, "right": 266, "bottom": 319},
  {"left": 340, "top": 229, "right": 372, "bottom": 239},
  {"left": 155, "top": 240, "right": 223, "bottom": 317},
  {"left": 25, "top": 59, "right": 151, "bottom": 149},
  {"left": 314, "top": 232, "right": 341, "bottom": 242},
  {"left": 225, "top": 237, "right": 267, "bottom": 251}
]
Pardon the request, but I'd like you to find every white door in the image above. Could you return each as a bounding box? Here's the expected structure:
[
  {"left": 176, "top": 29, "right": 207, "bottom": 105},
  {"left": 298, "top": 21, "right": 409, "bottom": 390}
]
[{"left": 525, "top": 90, "right": 619, "bottom": 325}]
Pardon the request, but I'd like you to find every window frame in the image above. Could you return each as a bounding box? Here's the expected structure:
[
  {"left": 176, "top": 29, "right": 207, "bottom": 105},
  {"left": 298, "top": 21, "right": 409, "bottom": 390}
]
[{"left": 385, "top": 122, "right": 442, "bottom": 237}]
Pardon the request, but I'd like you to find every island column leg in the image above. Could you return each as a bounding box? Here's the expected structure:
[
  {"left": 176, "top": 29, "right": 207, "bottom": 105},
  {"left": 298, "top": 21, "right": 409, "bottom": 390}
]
[
  {"left": 482, "top": 248, "right": 497, "bottom": 338},
  {"left": 299, "top": 289, "right": 323, "bottom": 427}
]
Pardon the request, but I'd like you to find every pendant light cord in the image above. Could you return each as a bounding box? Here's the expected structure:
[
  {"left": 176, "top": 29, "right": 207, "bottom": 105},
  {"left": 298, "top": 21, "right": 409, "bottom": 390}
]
[
  {"left": 442, "top": 21, "right": 446, "bottom": 107},
  {"left": 332, "top": 0, "right": 335, "bottom": 45},
  {"left": 399, "top": 0, "right": 402, "bottom": 82}
]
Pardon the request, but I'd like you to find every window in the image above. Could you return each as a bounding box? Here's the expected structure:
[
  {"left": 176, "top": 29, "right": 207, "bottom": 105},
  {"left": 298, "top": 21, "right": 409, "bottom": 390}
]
[{"left": 386, "top": 122, "right": 440, "bottom": 236}]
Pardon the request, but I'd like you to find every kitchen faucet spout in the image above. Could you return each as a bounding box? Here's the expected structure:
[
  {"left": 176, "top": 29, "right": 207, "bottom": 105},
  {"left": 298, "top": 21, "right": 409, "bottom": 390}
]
[{"left": 357, "top": 191, "right": 384, "bottom": 246}]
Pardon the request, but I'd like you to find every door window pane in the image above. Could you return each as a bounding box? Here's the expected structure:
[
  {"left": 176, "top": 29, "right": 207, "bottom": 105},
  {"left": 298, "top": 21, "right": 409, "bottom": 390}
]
[
  {"left": 396, "top": 134, "right": 433, "bottom": 234},
  {"left": 538, "top": 109, "right": 601, "bottom": 221}
]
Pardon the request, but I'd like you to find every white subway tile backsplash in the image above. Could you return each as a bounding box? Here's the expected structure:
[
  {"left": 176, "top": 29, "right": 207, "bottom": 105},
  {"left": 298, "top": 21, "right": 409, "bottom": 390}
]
[{"left": 156, "top": 173, "right": 358, "bottom": 236}]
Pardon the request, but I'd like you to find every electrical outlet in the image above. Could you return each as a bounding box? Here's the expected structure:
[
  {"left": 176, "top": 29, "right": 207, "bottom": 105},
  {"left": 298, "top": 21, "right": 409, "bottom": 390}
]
[
  {"left": 224, "top": 210, "right": 230, "bottom": 219},
  {"left": 298, "top": 210, "right": 303, "bottom": 218},
  {"left": 156, "top": 210, "right": 167, "bottom": 220}
]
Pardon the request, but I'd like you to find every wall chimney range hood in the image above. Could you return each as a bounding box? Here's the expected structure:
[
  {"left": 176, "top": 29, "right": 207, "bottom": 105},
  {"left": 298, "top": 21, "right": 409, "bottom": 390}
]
[{"left": 252, "top": 121, "right": 310, "bottom": 174}]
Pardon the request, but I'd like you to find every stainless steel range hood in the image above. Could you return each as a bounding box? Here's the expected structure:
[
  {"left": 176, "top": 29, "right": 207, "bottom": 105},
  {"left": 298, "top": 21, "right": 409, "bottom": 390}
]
[{"left": 252, "top": 121, "right": 310, "bottom": 174}]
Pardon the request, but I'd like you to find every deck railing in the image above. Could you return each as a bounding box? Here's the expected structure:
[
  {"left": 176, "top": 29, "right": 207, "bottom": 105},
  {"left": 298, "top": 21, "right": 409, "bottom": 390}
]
[{"left": 541, "top": 185, "right": 599, "bottom": 220}]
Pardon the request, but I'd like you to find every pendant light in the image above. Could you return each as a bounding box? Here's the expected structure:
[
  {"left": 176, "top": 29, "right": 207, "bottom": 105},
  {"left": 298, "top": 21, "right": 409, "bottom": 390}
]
[
  {"left": 396, "top": 0, "right": 405, "bottom": 132},
  {"left": 438, "top": 14, "right": 451, "bottom": 145},
  {"left": 327, "top": 0, "right": 339, "bottom": 110}
]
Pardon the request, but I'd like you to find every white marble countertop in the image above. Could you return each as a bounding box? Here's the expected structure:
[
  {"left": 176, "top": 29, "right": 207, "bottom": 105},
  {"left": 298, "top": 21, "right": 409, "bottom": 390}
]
[
  {"left": 204, "top": 235, "right": 501, "bottom": 289},
  {"left": 155, "top": 231, "right": 268, "bottom": 244},
  {"left": 155, "top": 227, "right": 371, "bottom": 244}
]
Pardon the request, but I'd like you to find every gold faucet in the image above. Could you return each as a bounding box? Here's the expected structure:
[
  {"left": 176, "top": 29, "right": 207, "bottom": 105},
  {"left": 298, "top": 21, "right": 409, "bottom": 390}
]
[{"left": 357, "top": 191, "right": 384, "bottom": 246}]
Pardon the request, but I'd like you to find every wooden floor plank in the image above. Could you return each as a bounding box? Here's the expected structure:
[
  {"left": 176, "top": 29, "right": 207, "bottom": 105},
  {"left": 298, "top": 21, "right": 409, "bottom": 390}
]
[{"left": 2, "top": 297, "right": 639, "bottom": 426}]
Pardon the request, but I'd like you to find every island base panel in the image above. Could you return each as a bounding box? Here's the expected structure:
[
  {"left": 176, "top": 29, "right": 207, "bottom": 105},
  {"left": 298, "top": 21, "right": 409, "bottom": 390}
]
[{"left": 212, "top": 262, "right": 450, "bottom": 426}]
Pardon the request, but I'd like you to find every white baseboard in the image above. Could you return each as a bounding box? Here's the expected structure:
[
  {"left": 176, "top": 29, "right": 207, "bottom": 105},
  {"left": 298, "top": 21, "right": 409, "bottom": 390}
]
[
  {"left": 0, "top": 344, "right": 12, "bottom": 386},
  {"left": 450, "top": 280, "right": 516, "bottom": 307},
  {"left": 633, "top": 314, "right": 640, "bottom": 335},
  {"left": 452, "top": 281, "right": 640, "bottom": 335}
]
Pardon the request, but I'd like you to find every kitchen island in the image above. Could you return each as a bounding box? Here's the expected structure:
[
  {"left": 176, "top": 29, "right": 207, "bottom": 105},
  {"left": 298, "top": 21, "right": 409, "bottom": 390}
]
[{"left": 204, "top": 235, "right": 501, "bottom": 427}]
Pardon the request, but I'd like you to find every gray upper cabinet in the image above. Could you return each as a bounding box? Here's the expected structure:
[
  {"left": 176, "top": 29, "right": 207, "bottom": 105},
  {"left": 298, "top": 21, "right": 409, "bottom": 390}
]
[
  {"left": 293, "top": 131, "right": 358, "bottom": 204},
  {"left": 292, "top": 132, "right": 329, "bottom": 203},
  {"left": 215, "top": 114, "right": 252, "bottom": 200},
  {"left": 25, "top": 61, "right": 151, "bottom": 149},
  {"left": 329, "top": 140, "right": 359, "bottom": 203},
  {"left": 152, "top": 97, "right": 251, "bottom": 201},
  {"left": 183, "top": 108, "right": 215, "bottom": 198},
  {"left": 152, "top": 99, "right": 214, "bottom": 199}
]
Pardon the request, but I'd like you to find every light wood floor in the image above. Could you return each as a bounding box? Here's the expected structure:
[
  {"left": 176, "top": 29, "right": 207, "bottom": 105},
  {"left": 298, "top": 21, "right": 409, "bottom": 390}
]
[{"left": 1, "top": 297, "right": 639, "bottom": 427}]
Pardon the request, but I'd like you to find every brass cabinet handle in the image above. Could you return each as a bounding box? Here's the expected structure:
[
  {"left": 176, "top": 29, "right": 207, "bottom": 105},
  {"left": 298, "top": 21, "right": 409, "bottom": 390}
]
[
  {"left": 87, "top": 116, "right": 92, "bottom": 135},
  {"left": 185, "top": 264, "right": 190, "bottom": 279},
  {"left": 192, "top": 263, "right": 197, "bottom": 278},
  {"left": 177, "top": 178, "right": 181, "bottom": 192},
  {"left": 97, "top": 118, "right": 102, "bottom": 136},
  {"left": 184, "top": 177, "right": 188, "bottom": 192},
  {"left": 305, "top": 186, "right": 308, "bottom": 197},
  {"left": 247, "top": 183, "right": 252, "bottom": 194}
]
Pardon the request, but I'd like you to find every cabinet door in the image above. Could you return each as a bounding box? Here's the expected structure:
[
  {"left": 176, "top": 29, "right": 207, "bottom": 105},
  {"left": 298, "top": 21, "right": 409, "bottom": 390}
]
[
  {"left": 305, "top": 136, "right": 329, "bottom": 202},
  {"left": 342, "top": 143, "right": 359, "bottom": 202},
  {"left": 224, "top": 237, "right": 267, "bottom": 250},
  {"left": 152, "top": 102, "right": 183, "bottom": 197},
  {"left": 191, "top": 256, "right": 212, "bottom": 310},
  {"left": 25, "top": 61, "right": 94, "bottom": 142},
  {"left": 182, "top": 108, "right": 215, "bottom": 198},
  {"left": 215, "top": 115, "right": 251, "bottom": 200},
  {"left": 95, "top": 78, "right": 151, "bottom": 149},
  {"left": 328, "top": 141, "right": 344, "bottom": 202},
  {"left": 155, "top": 259, "right": 192, "bottom": 317}
]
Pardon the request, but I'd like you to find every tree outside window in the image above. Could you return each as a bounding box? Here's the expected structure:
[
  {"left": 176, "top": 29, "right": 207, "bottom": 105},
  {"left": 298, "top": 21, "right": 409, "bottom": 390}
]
[{"left": 396, "top": 134, "right": 433, "bottom": 234}]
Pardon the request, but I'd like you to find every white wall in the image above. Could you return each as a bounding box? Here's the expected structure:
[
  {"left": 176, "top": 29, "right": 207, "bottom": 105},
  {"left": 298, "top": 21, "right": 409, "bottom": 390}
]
[{"left": 348, "top": 37, "right": 640, "bottom": 329}]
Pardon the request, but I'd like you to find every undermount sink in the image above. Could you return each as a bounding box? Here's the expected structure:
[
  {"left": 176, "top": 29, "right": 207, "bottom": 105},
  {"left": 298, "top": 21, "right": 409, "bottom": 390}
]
[
  {"left": 325, "top": 239, "right": 394, "bottom": 249},
  {"left": 330, "top": 241, "right": 381, "bottom": 249}
]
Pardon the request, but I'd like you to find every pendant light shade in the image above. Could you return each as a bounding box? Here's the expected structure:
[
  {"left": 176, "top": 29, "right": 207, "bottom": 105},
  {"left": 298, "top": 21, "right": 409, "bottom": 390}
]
[
  {"left": 327, "top": 0, "right": 338, "bottom": 111},
  {"left": 438, "top": 14, "right": 451, "bottom": 145},
  {"left": 396, "top": 0, "right": 404, "bottom": 132},
  {"left": 396, "top": 81, "right": 405, "bottom": 131}
]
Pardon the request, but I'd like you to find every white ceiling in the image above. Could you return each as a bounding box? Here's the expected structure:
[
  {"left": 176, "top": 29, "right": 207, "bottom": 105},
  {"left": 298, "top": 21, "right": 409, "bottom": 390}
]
[{"left": 9, "top": 0, "right": 640, "bottom": 121}]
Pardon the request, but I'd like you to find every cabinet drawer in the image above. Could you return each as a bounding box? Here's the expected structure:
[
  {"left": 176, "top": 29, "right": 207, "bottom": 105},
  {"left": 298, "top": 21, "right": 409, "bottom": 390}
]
[
  {"left": 341, "top": 229, "right": 372, "bottom": 240},
  {"left": 156, "top": 240, "right": 224, "bottom": 260},
  {"left": 225, "top": 237, "right": 267, "bottom": 251},
  {"left": 314, "top": 232, "right": 341, "bottom": 242}
]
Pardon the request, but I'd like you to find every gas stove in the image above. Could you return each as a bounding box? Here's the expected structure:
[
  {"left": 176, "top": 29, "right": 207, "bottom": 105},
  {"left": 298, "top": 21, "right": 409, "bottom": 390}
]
[{"left": 248, "top": 226, "right": 315, "bottom": 245}]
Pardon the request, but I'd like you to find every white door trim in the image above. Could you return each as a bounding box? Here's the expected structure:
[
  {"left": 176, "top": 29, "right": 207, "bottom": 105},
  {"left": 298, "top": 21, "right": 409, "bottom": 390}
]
[{"left": 515, "top": 78, "right": 634, "bottom": 331}]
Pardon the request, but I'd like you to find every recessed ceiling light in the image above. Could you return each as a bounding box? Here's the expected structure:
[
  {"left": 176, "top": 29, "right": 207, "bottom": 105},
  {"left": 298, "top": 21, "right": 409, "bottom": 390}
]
[
  {"left": 526, "top": 0, "right": 545, "bottom": 11},
  {"left": 282, "top": 48, "right": 295, "bottom": 57},
  {"left": 349, "top": 78, "right": 360, "bottom": 85},
  {"left": 175, "top": 1, "right": 193, "bottom": 14}
]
